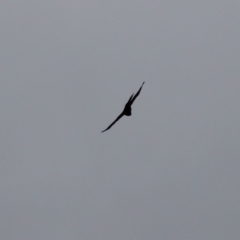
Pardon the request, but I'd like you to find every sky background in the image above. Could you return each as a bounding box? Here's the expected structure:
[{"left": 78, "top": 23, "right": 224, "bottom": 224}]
[{"left": 1, "top": 1, "right": 240, "bottom": 239}]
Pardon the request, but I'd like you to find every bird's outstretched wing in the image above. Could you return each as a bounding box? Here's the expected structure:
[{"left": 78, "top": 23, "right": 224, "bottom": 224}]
[
  {"left": 102, "top": 112, "right": 124, "bottom": 133},
  {"left": 129, "top": 82, "right": 145, "bottom": 106},
  {"left": 125, "top": 93, "right": 135, "bottom": 106}
]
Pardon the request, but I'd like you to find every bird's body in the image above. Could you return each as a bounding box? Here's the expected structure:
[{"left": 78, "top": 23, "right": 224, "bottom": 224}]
[
  {"left": 124, "top": 106, "right": 132, "bottom": 116},
  {"left": 102, "top": 82, "right": 145, "bottom": 132}
]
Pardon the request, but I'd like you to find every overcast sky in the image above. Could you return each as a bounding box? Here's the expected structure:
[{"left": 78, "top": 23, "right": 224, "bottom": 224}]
[{"left": 1, "top": 1, "right": 240, "bottom": 240}]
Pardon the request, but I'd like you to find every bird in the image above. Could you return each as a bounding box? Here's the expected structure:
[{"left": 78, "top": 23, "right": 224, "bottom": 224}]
[{"left": 102, "top": 82, "right": 145, "bottom": 133}]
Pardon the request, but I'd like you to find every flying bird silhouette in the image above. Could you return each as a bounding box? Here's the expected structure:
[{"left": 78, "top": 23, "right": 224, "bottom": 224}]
[{"left": 102, "top": 82, "right": 145, "bottom": 133}]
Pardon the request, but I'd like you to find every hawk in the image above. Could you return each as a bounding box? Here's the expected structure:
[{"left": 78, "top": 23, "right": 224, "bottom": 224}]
[{"left": 102, "top": 82, "right": 145, "bottom": 132}]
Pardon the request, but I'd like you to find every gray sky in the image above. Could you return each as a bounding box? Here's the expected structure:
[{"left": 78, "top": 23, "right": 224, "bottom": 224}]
[{"left": 1, "top": 1, "right": 240, "bottom": 239}]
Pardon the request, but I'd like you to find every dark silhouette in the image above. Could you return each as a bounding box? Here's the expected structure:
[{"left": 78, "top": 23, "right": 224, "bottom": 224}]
[{"left": 102, "top": 82, "right": 145, "bottom": 133}]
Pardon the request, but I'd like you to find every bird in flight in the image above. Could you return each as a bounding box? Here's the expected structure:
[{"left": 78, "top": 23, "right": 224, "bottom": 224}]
[{"left": 102, "top": 82, "right": 145, "bottom": 133}]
